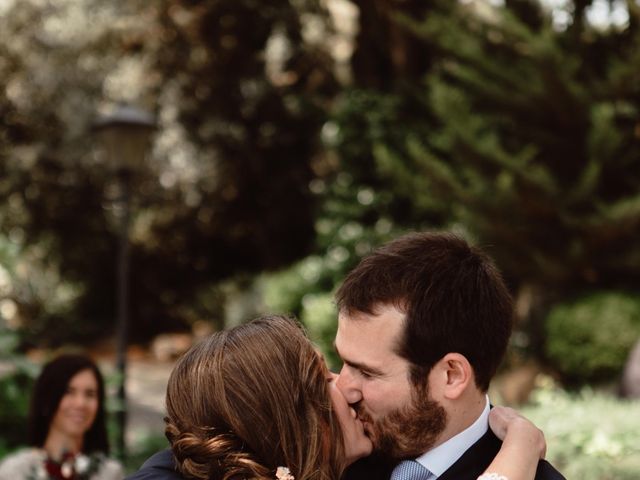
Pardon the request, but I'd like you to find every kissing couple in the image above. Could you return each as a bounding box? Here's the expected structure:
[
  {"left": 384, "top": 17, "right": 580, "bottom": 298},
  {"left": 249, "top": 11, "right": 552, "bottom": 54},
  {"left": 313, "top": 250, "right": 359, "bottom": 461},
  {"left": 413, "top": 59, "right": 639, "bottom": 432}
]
[{"left": 129, "top": 232, "right": 565, "bottom": 480}]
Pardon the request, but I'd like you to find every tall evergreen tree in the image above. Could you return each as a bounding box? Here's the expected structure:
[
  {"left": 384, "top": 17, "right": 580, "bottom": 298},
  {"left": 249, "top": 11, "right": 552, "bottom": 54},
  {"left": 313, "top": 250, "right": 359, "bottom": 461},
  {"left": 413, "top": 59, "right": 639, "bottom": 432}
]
[
  {"left": 310, "top": 0, "right": 640, "bottom": 360},
  {"left": 399, "top": 1, "right": 640, "bottom": 292}
]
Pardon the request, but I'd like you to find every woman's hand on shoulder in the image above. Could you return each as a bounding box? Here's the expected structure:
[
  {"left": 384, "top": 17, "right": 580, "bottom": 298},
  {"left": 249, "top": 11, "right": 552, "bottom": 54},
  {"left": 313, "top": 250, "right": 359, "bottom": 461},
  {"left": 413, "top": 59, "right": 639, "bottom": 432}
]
[
  {"left": 480, "top": 407, "right": 547, "bottom": 480},
  {"left": 489, "top": 406, "right": 546, "bottom": 460}
]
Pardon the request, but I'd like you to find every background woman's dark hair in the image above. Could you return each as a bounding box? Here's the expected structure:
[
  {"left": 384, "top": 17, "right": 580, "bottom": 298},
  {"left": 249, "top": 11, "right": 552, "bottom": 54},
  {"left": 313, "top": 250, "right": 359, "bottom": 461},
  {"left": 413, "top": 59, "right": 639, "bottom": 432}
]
[{"left": 28, "top": 354, "right": 110, "bottom": 454}]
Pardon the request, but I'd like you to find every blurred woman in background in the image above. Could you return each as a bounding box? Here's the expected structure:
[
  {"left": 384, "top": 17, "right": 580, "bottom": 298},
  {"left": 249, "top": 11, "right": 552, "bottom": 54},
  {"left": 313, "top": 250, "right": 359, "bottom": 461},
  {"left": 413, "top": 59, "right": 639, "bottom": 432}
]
[{"left": 0, "top": 354, "right": 123, "bottom": 480}]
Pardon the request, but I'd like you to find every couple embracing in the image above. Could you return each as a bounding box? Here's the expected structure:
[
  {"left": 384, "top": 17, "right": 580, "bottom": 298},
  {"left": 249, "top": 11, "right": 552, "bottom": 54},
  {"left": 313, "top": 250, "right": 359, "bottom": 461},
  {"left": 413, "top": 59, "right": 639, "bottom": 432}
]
[{"left": 129, "top": 232, "right": 565, "bottom": 480}]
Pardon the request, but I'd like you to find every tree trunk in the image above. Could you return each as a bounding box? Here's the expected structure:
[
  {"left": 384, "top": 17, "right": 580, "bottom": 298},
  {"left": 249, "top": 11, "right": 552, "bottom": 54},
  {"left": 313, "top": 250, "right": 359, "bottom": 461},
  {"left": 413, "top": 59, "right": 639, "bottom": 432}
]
[{"left": 620, "top": 338, "right": 640, "bottom": 398}]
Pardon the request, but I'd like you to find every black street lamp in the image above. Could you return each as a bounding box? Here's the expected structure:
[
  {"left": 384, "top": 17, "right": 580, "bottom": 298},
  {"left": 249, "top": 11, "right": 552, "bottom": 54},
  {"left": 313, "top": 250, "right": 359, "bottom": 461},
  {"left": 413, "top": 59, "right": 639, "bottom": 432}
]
[{"left": 92, "top": 104, "right": 155, "bottom": 460}]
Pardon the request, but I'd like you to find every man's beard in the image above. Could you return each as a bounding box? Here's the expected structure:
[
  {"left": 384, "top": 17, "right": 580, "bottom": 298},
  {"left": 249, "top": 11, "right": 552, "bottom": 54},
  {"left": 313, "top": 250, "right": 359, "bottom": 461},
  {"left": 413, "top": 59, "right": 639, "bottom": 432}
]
[{"left": 355, "top": 384, "right": 447, "bottom": 460}]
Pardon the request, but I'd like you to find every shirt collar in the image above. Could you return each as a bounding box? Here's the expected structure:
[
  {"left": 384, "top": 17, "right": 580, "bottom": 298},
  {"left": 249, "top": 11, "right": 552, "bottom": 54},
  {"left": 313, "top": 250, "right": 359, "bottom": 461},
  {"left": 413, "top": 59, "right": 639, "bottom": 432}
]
[{"left": 414, "top": 395, "right": 490, "bottom": 477}]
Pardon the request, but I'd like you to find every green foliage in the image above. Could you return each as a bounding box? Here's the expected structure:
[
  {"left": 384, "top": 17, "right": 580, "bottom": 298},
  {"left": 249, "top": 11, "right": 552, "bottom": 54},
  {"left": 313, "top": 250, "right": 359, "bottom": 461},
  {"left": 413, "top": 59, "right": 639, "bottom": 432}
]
[
  {"left": 396, "top": 3, "right": 640, "bottom": 291},
  {"left": 0, "top": 367, "right": 34, "bottom": 455},
  {"left": 0, "top": 328, "right": 38, "bottom": 454},
  {"left": 260, "top": 258, "right": 341, "bottom": 368},
  {"left": 523, "top": 383, "right": 640, "bottom": 479},
  {"left": 0, "top": 235, "right": 88, "bottom": 347},
  {"left": 545, "top": 292, "right": 640, "bottom": 383},
  {"left": 0, "top": 0, "right": 334, "bottom": 344},
  {"left": 320, "top": 1, "right": 640, "bottom": 311},
  {"left": 299, "top": 291, "right": 338, "bottom": 368},
  {"left": 3, "top": 0, "right": 640, "bottom": 390},
  {"left": 313, "top": 1, "right": 640, "bottom": 376},
  {"left": 123, "top": 433, "right": 169, "bottom": 474}
]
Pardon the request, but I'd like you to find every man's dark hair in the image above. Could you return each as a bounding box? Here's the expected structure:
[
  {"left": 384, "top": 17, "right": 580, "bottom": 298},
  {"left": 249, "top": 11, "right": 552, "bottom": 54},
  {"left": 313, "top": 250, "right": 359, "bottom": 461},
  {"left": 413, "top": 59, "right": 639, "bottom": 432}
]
[
  {"left": 28, "top": 354, "right": 110, "bottom": 454},
  {"left": 335, "top": 231, "right": 513, "bottom": 391}
]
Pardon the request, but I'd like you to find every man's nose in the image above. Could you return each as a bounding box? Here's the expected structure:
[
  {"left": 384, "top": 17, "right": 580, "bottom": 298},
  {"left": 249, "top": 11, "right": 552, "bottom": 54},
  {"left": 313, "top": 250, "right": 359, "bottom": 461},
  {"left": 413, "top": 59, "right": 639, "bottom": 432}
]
[{"left": 335, "top": 366, "right": 362, "bottom": 404}]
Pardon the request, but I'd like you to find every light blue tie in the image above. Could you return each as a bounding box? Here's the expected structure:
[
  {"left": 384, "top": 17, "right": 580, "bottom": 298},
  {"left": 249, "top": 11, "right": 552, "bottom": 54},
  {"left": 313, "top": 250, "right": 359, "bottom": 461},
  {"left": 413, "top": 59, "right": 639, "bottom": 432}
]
[{"left": 390, "top": 460, "right": 433, "bottom": 480}]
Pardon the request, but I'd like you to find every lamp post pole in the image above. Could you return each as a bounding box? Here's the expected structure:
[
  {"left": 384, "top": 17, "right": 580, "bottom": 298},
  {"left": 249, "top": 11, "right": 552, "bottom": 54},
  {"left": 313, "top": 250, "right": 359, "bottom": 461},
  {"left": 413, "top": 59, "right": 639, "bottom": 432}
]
[
  {"left": 114, "top": 167, "right": 131, "bottom": 458},
  {"left": 93, "top": 105, "right": 155, "bottom": 460}
]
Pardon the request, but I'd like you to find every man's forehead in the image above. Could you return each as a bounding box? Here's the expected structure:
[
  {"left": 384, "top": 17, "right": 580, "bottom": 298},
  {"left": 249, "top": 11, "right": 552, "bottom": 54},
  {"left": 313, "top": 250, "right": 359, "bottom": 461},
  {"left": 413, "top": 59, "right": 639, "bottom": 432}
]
[
  {"left": 337, "top": 304, "right": 406, "bottom": 329},
  {"left": 338, "top": 301, "right": 407, "bottom": 319},
  {"left": 336, "top": 305, "right": 407, "bottom": 356}
]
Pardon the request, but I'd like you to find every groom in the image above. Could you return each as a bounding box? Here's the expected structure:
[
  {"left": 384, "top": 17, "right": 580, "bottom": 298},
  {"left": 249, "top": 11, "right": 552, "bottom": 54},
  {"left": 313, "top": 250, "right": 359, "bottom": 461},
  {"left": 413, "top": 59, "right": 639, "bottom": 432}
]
[{"left": 336, "top": 231, "right": 564, "bottom": 480}]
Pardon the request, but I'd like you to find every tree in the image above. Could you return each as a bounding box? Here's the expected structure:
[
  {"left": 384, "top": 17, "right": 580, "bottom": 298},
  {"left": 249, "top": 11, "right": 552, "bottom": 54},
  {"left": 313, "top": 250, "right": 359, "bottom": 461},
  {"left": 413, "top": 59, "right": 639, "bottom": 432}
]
[
  {"left": 396, "top": 1, "right": 640, "bottom": 354},
  {"left": 0, "top": 0, "right": 336, "bottom": 344},
  {"left": 286, "top": 0, "right": 640, "bottom": 365}
]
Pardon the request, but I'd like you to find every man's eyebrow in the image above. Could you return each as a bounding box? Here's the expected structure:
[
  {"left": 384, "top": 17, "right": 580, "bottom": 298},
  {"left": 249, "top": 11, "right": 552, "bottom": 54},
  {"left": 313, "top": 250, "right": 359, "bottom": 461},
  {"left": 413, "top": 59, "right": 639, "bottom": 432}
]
[{"left": 334, "top": 343, "right": 385, "bottom": 376}]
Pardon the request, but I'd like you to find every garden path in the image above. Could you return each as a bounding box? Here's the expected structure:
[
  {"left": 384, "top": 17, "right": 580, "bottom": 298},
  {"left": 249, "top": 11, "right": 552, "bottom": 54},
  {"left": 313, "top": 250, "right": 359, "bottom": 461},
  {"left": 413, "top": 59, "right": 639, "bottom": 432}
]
[{"left": 99, "top": 356, "right": 175, "bottom": 446}]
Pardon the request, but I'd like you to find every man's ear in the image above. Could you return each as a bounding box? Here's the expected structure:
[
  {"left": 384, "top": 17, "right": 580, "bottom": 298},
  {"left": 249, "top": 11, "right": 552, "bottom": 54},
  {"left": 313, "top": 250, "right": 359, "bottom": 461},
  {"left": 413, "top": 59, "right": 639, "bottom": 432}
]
[{"left": 433, "top": 353, "right": 473, "bottom": 400}]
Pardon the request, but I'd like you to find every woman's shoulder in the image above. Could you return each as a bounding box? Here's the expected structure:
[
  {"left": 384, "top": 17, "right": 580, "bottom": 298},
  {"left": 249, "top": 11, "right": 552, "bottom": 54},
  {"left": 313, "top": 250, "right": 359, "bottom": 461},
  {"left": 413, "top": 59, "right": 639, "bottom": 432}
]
[{"left": 0, "top": 448, "right": 45, "bottom": 477}]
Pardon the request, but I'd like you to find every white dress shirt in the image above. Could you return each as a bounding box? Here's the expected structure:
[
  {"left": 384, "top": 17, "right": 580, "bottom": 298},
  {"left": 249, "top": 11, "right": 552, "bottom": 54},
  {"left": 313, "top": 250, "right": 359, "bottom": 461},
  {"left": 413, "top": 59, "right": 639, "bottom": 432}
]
[{"left": 415, "top": 395, "right": 490, "bottom": 478}]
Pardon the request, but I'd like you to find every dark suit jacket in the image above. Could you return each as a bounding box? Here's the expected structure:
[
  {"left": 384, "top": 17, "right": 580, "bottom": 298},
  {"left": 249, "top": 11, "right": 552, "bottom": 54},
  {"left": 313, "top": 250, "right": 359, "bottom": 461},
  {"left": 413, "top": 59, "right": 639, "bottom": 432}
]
[
  {"left": 342, "top": 454, "right": 394, "bottom": 480},
  {"left": 128, "top": 431, "right": 565, "bottom": 480},
  {"left": 437, "top": 430, "right": 564, "bottom": 480},
  {"left": 126, "top": 449, "right": 183, "bottom": 480},
  {"left": 342, "top": 430, "right": 565, "bottom": 480}
]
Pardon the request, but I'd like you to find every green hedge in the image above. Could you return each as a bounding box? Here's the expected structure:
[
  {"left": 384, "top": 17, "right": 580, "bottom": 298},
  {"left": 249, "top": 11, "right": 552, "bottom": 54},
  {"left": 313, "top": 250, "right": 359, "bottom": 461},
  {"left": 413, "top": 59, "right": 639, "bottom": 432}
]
[
  {"left": 0, "top": 365, "right": 36, "bottom": 455},
  {"left": 522, "top": 380, "right": 640, "bottom": 479},
  {"left": 545, "top": 291, "right": 640, "bottom": 383}
]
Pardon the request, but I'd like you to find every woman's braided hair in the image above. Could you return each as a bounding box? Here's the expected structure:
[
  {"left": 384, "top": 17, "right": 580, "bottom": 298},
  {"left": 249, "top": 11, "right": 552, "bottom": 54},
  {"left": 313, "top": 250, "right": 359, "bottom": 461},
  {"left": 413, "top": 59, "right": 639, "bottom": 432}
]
[
  {"left": 165, "top": 424, "right": 272, "bottom": 480},
  {"left": 165, "top": 315, "right": 345, "bottom": 480}
]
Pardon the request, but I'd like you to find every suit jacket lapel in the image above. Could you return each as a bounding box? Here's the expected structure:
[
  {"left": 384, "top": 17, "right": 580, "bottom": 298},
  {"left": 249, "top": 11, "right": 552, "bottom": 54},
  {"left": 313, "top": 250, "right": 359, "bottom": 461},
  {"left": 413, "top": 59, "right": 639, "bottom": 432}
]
[
  {"left": 436, "top": 430, "right": 502, "bottom": 480},
  {"left": 341, "top": 454, "right": 394, "bottom": 480}
]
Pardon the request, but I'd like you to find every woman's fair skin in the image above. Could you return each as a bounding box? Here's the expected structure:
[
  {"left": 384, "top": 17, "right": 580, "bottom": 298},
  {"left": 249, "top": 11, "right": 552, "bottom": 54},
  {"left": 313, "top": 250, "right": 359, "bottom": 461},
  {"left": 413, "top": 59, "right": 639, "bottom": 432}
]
[
  {"left": 328, "top": 374, "right": 372, "bottom": 466},
  {"left": 483, "top": 407, "right": 547, "bottom": 480},
  {"left": 44, "top": 369, "right": 99, "bottom": 459}
]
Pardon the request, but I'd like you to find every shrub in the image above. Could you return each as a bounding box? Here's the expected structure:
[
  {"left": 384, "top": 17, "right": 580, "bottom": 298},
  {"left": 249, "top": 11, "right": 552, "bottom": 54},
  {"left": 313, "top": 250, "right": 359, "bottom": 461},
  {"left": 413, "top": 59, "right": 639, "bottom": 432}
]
[
  {"left": 0, "top": 331, "right": 37, "bottom": 454},
  {"left": 124, "top": 433, "right": 169, "bottom": 474},
  {"left": 523, "top": 380, "right": 640, "bottom": 480},
  {"left": 300, "top": 291, "right": 340, "bottom": 369},
  {"left": 545, "top": 291, "right": 640, "bottom": 384},
  {"left": 0, "top": 368, "right": 34, "bottom": 454}
]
